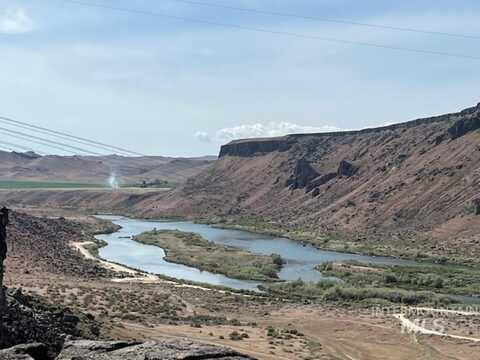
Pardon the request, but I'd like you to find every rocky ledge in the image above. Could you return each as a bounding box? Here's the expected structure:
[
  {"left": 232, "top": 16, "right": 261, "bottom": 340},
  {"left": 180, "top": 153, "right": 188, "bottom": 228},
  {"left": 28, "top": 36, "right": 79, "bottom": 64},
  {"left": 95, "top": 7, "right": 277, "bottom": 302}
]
[
  {"left": 0, "top": 340, "right": 255, "bottom": 360},
  {"left": 219, "top": 103, "right": 480, "bottom": 158}
]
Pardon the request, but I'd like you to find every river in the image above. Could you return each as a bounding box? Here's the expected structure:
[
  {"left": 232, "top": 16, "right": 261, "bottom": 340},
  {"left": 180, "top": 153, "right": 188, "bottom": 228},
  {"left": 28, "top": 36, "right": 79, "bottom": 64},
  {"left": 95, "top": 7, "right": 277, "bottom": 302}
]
[{"left": 95, "top": 215, "right": 424, "bottom": 291}]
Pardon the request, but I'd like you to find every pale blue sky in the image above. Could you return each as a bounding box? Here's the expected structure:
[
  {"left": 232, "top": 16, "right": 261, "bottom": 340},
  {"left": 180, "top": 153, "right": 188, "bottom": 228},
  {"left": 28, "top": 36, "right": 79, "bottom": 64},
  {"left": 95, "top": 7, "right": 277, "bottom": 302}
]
[{"left": 1, "top": 0, "right": 479, "bottom": 156}]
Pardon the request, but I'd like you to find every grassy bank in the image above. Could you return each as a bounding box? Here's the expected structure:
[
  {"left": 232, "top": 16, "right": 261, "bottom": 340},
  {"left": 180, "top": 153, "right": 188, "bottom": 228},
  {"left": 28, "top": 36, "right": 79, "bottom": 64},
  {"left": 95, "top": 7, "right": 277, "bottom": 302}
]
[
  {"left": 317, "top": 261, "right": 480, "bottom": 297},
  {"left": 262, "top": 279, "right": 456, "bottom": 306},
  {"left": 133, "top": 229, "right": 285, "bottom": 282}
]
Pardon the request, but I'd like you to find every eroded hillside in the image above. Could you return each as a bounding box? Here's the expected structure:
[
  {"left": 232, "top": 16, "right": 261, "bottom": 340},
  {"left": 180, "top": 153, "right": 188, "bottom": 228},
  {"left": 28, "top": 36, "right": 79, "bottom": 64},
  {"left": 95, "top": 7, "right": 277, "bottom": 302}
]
[{"left": 156, "top": 103, "right": 480, "bottom": 263}]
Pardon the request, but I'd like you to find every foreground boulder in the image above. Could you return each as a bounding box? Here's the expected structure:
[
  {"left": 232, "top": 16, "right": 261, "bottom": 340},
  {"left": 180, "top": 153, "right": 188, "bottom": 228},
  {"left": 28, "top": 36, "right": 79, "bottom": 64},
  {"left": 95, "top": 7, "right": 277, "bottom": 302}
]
[
  {"left": 56, "top": 340, "right": 255, "bottom": 360},
  {"left": 0, "top": 343, "right": 48, "bottom": 360},
  {"left": 0, "top": 288, "right": 100, "bottom": 358}
]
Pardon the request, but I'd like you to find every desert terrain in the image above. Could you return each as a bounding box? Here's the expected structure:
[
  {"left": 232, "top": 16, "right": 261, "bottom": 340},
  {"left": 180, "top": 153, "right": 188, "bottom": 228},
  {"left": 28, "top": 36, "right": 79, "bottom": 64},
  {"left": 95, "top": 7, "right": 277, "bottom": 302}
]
[
  {"left": 3, "top": 210, "right": 480, "bottom": 360},
  {"left": 2, "top": 104, "right": 480, "bottom": 359}
]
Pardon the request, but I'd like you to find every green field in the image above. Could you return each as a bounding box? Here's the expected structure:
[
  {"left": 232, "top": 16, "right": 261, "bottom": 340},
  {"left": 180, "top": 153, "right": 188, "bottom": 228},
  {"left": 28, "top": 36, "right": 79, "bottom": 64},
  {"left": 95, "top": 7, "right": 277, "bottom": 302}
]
[{"left": 0, "top": 180, "right": 108, "bottom": 189}]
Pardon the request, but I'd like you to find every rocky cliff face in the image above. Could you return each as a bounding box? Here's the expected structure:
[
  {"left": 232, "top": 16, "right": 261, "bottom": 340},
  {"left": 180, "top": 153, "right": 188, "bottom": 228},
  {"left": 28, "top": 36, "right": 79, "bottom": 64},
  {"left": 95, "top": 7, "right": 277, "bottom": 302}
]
[
  {"left": 219, "top": 138, "right": 292, "bottom": 157},
  {"left": 219, "top": 104, "right": 480, "bottom": 158},
  {"left": 154, "top": 103, "right": 480, "bottom": 264}
]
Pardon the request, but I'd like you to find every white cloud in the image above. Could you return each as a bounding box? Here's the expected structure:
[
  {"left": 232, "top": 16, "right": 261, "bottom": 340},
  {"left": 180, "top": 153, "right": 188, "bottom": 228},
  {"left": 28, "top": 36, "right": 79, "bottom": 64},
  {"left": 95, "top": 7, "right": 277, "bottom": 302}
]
[
  {"left": 215, "top": 122, "right": 341, "bottom": 142},
  {"left": 0, "top": 8, "right": 34, "bottom": 34},
  {"left": 194, "top": 131, "right": 211, "bottom": 143},
  {"left": 195, "top": 122, "right": 341, "bottom": 144}
]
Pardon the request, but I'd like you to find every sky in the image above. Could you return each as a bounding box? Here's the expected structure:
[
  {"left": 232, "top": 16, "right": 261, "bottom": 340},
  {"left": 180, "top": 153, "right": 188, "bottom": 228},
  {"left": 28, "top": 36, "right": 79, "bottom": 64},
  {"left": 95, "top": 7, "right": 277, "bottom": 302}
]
[{"left": 0, "top": 0, "right": 479, "bottom": 157}]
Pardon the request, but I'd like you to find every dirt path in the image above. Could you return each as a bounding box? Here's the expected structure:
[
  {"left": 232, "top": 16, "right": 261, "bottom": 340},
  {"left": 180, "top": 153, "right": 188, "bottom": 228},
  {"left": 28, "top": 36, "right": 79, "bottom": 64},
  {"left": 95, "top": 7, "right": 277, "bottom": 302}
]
[
  {"left": 71, "top": 241, "right": 232, "bottom": 293},
  {"left": 72, "top": 241, "right": 156, "bottom": 278}
]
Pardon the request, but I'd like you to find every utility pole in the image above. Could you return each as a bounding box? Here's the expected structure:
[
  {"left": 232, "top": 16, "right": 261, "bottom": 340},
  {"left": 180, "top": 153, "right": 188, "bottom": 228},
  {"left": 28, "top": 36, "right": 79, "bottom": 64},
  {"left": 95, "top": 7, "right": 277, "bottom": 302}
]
[{"left": 0, "top": 207, "right": 9, "bottom": 311}]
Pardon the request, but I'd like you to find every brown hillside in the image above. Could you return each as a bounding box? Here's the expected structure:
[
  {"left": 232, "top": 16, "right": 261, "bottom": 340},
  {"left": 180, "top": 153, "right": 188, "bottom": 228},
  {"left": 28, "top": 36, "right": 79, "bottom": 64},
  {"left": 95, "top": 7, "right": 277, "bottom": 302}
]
[
  {"left": 0, "top": 153, "right": 216, "bottom": 184},
  {"left": 153, "top": 103, "right": 480, "bottom": 263}
]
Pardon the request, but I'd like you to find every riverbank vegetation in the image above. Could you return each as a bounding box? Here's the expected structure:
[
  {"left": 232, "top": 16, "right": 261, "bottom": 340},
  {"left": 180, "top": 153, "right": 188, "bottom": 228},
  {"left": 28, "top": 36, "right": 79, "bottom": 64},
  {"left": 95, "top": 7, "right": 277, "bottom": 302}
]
[
  {"left": 261, "top": 279, "right": 455, "bottom": 306},
  {"left": 260, "top": 261, "right": 480, "bottom": 306},
  {"left": 317, "top": 261, "right": 480, "bottom": 297},
  {"left": 133, "top": 229, "right": 285, "bottom": 281}
]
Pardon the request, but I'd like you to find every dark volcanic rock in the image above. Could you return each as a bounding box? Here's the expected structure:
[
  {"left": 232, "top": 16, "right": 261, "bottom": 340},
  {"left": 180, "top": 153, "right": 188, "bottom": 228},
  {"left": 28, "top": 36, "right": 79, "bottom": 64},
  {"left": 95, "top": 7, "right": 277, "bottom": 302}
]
[
  {"left": 0, "top": 288, "right": 100, "bottom": 358},
  {"left": 311, "top": 188, "right": 320, "bottom": 197},
  {"left": 219, "top": 138, "right": 292, "bottom": 157},
  {"left": 56, "top": 340, "right": 255, "bottom": 360},
  {"left": 286, "top": 159, "right": 320, "bottom": 190},
  {"left": 448, "top": 112, "right": 480, "bottom": 139},
  {"left": 0, "top": 343, "right": 48, "bottom": 360},
  {"left": 306, "top": 173, "right": 337, "bottom": 193},
  {"left": 472, "top": 198, "right": 480, "bottom": 215},
  {"left": 337, "top": 160, "right": 358, "bottom": 178}
]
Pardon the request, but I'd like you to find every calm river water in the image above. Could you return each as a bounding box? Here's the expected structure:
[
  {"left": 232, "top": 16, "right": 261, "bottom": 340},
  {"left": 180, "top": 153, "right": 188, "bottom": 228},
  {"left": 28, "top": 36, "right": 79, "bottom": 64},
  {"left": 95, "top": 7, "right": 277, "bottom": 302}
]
[{"left": 95, "top": 215, "right": 423, "bottom": 291}]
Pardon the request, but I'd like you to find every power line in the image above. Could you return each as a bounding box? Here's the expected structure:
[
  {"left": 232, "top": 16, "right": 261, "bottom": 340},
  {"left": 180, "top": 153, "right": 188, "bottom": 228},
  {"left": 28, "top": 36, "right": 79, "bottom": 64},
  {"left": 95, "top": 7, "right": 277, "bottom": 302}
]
[
  {"left": 0, "top": 130, "right": 79, "bottom": 155},
  {"left": 0, "top": 116, "right": 144, "bottom": 156},
  {"left": 0, "top": 145, "right": 15, "bottom": 153},
  {"left": 61, "top": 0, "right": 480, "bottom": 61},
  {"left": 168, "top": 0, "right": 480, "bottom": 40},
  {"left": 0, "top": 140, "right": 39, "bottom": 154},
  {"left": 0, "top": 126, "right": 103, "bottom": 156},
  {"left": 0, "top": 117, "right": 129, "bottom": 156}
]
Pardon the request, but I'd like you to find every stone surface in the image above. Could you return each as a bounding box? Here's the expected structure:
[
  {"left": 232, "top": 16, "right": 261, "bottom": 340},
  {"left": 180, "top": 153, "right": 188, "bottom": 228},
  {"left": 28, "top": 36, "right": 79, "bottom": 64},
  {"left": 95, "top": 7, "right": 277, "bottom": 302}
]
[
  {"left": 337, "top": 160, "right": 358, "bottom": 178},
  {"left": 306, "top": 173, "right": 337, "bottom": 193},
  {"left": 472, "top": 198, "right": 480, "bottom": 215},
  {"left": 448, "top": 115, "right": 480, "bottom": 139},
  {"left": 0, "top": 207, "right": 8, "bottom": 310},
  {"left": 0, "top": 288, "right": 99, "bottom": 358},
  {"left": 219, "top": 138, "right": 291, "bottom": 157},
  {"left": 0, "top": 343, "right": 48, "bottom": 360},
  {"left": 286, "top": 159, "right": 320, "bottom": 190},
  {"left": 56, "top": 340, "right": 255, "bottom": 360}
]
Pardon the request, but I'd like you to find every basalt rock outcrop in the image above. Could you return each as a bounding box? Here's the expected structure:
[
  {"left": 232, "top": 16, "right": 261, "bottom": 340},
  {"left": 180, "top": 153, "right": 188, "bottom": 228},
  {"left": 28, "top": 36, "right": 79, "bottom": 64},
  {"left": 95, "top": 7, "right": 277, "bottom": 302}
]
[
  {"left": 337, "top": 160, "right": 358, "bottom": 178},
  {"left": 0, "top": 343, "right": 49, "bottom": 360},
  {"left": 0, "top": 207, "right": 8, "bottom": 311},
  {"left": 286, "top": 159, "right": 320, "bottom": 190},
  {"left": 471, "top": 198, "right": 480, "bottom": 215},
  {"left": 219, "top": 138, "right": 292, "bottom": 157},
  {"left": 0, "top": 288, "right": 100, "bottom": 358},
  {"left": 305, "top": 172, "right": 337, "bottom": 193},
  {"left": 0, "top": 338, "right": 254, "bottom": 360},
  {"left": 55, "top": 339, "right": 254, "bottom": 360},
  {"left": 447, "top": 103, "right": 480, "bottom": 139}
]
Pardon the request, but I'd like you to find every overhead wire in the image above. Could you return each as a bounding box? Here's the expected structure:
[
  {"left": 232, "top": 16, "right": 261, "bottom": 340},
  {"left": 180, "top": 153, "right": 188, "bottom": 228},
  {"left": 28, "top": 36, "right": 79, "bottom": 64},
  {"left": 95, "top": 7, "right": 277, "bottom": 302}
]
[
  {"left": 61, "top": 0, "right": 480, "bottom": 60},
  {"left": 0, "top": 116, "right": 144, "bottom": 156},
  {"left": 0, "top": 126, "right": 102, "bottom": 155},
  {"left": 168, "top": 0, "right": 480, "bottom": 40}
]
